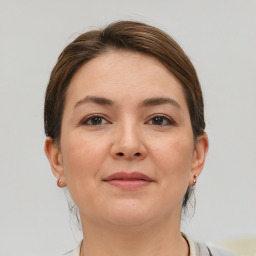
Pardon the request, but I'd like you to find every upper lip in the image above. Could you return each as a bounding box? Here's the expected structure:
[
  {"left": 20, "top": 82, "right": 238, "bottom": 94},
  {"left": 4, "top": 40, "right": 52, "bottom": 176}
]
[{"left": 103, "top": 172, "right": 153, "bottom": 182}]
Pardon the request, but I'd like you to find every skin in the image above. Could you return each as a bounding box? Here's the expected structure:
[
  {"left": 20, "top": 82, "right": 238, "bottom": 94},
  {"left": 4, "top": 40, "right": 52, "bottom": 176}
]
[{"left": 45, "top": 51, "right": 208, "bottom": 256}]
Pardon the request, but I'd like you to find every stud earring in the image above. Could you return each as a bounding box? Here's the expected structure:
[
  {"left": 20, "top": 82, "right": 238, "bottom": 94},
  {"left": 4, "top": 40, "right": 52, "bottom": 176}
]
[
  {"left": 57, "top": 179, "right": 62, "bottom": 187},
  {"left": 193, "top": 174, "right": 198, "bottom": 185}
]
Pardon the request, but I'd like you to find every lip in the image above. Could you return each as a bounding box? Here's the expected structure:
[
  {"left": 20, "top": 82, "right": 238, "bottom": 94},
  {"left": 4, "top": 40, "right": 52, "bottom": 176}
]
[{"left": 103, "top": 172, "right": 153, "bottom": 190}]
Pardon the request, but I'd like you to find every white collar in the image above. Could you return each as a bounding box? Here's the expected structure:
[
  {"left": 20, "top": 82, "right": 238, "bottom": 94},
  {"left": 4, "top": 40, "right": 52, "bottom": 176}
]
[
  {"left": 182, "top": 233, "right": 196, "bottom": 256},
  {"left": 72, "top": 234, "right": 196, "bottom": 256}
]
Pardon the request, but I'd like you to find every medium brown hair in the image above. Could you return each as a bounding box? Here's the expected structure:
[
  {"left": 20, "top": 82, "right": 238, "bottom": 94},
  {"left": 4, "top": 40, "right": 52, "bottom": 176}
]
[{"left": 44, "top": 20, "right": 206, "bottom": 208}]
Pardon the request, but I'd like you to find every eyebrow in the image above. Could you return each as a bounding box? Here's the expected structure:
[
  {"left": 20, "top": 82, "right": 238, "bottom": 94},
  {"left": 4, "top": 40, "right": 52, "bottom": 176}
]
[
  {"left": 74, "top": 96, "right": 181, "bottom": 109},
  {"left": 140, "top": 97, "right": 181, "bottom": 109},
  {"left": 74, "top": 96, "right": 114, "bottom": 109}
]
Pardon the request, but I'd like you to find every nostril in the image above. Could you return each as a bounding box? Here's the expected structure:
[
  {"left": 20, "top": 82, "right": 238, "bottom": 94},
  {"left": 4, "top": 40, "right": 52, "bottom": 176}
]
[{"left": 115, "top": 152, "right": 142, "bottom": 158}]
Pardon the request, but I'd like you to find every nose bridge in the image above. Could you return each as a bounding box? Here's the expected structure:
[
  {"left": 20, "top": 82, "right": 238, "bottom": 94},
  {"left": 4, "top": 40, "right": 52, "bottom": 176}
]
[
  {"left": 120, "top": 120, "right": 140, "bottom": 145},
  {"left": 111, "top": 117, "right": 146, "bottom": 159}
]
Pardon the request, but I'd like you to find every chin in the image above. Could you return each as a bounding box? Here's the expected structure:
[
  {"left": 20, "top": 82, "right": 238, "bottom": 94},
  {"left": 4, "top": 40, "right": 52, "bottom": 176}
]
[
  {"left": 106, "top": 213, "right": 151, "bottom": 228},
  {"left": 101, "top": 199, "right": 155, "bottom": 227}
]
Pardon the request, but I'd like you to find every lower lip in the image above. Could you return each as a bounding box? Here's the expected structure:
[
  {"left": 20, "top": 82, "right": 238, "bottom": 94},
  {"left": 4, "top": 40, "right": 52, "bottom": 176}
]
[{"left": 105, "top": 180, "right": 152, "bottom": 190}]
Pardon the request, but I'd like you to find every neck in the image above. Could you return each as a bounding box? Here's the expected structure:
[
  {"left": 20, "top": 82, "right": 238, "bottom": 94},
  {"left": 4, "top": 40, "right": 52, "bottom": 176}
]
[{"left": 79, "top": 210, "right": 189, "bottom": 256}]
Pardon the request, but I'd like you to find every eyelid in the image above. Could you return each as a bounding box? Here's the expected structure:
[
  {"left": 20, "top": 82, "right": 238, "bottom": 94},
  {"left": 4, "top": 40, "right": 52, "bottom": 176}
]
[
  {"left": 146, "top": 114, "right": 176, "bottom": 126},
  {"left": 78, "top": 113, "right": 175, "bottom": 126},
  {"left": 80, "top": 114, "right": 111, "bottom": 126}
]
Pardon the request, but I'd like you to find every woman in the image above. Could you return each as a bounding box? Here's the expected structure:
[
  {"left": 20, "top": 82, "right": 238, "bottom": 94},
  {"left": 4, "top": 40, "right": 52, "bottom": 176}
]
[{"left": 44, "top": 21, "right": 234, "bottom": 256}]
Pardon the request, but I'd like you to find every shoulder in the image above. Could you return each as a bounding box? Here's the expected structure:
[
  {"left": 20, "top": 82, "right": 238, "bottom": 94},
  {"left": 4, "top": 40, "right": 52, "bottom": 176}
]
[
  {"left": 60, "top": 241, "right": 81, "bottom": 256},
  {"left": 183, "top": 233, "right": 236, "bottom": 256},
  {"left": 61, "top": 251, "right": 73, "bottom": 256},
  {"left": 194, "top": 242, "right": 238, "bottom": 256}
]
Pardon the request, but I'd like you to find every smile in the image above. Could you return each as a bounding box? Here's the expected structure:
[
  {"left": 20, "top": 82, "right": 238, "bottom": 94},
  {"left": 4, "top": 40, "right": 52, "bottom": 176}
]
[{"left": 103, "top": 172, "right": 154, "bottom": 190}]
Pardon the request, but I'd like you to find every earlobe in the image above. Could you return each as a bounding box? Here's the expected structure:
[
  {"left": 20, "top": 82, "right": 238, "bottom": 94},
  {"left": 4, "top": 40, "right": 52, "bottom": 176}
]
[
  {"left": 190, "top": 133, "right": 209, "bottom": 186},
  {"left": 44, "top": 137, "right": 67, "bottom": 187}
]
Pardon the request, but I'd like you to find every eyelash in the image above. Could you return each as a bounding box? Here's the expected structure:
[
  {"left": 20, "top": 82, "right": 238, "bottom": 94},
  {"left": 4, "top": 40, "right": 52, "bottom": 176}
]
[
  {"left": 80, "top": 115, "right": 110, "bottom": 126},
  {"left": 146, "top": 114, "right": 175, "bottom": 126},
  {"left": 80, "top": 114, "right": 175, "bottom": 127}
]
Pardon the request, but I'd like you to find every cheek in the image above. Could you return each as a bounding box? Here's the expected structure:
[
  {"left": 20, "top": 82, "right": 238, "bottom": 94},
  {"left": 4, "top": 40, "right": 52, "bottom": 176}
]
[
  {"left": 150, "top": 135, "right": 194, "bottom": 208},
  {"left": 149, "top": 134, "right": 194, "bottom": 184},
  {"left": 61, "top": 132, "right": 109, "bottom": 183},
  {"left": 60, "top": 132, "right": 111, "bottom": 209}
]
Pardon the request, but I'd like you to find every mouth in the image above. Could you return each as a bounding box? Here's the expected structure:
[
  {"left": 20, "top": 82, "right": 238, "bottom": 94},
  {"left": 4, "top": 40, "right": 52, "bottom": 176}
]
[{"left": 103, "top": 172, "right": 154, "bottom": 190}]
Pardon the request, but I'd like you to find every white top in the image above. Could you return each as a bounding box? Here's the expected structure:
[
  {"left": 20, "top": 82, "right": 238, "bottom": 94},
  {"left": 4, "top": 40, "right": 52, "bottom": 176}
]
[
  {"left": 63, "top": 235, "right": 196, "bottom": 256},
  {"left": 62, "top": 242, "right": 81, "bottom": 256},
  {"left": 186, "top": 235, "right": 196, "bottom": 256},
  {"left": 70, "top": 242, "right": 81, "bottom": 256},
  {"left": 62, "top": 235, "right": 235, "bottom": 256}
]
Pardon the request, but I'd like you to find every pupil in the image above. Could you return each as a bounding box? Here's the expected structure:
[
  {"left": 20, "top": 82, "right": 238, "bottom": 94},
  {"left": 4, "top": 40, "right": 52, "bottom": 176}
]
[
  {"left": 91, "top": 116, "right": 102, "bottom": 125},
  {"left": 153, "top": 116, "right": 163, "bottom": 125}
]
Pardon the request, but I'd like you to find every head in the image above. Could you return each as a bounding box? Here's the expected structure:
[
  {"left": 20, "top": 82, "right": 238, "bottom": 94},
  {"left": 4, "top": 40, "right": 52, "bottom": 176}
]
[{"left": 44, "top": 21, "right": 208, "bottom": 225}]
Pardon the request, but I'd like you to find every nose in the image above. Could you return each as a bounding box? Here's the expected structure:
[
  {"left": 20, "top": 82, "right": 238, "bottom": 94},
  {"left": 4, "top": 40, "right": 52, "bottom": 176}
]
[{"left": 110, "top": 123, "right": 147, "bottom": 160}]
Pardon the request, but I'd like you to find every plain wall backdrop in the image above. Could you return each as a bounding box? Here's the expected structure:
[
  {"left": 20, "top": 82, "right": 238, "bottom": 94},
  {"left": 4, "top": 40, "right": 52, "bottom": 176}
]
[{"left": 0, "top": 0, "right": 255, "bottom": 255}]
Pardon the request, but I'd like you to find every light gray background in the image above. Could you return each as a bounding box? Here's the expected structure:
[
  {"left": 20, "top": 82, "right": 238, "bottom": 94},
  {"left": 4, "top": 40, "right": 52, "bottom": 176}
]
[{"left": 0, "top": 0, "right": 255, "bottom": 255}]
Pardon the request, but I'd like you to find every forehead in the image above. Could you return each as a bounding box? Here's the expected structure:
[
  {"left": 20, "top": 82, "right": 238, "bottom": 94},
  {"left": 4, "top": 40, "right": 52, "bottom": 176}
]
[{"left": 65, "top": 50, "right": 188, "bottom": 110}]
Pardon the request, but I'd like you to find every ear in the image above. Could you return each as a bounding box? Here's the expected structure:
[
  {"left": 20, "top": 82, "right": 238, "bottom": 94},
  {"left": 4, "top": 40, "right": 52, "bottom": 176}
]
[
  {"left": 189, "top": 133, "right": 209, "bottom": 186},
  {"left": 44, "top": 137, "right": 67, "bottom": 187}
]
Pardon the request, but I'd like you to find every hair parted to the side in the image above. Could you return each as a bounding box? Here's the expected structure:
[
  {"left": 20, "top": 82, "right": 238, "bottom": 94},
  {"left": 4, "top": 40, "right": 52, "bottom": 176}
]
[{"left": 44, "top": 20, "right": 206, "bottom": 209}]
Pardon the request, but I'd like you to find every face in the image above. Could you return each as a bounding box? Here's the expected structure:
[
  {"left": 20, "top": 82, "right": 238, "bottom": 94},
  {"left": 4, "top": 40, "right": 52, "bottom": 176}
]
[{"left": 46, "top": 51, "right": 207, "bottom": 228}]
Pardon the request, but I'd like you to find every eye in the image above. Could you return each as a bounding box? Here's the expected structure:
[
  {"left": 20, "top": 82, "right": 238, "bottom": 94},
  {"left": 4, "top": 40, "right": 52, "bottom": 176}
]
[
  {"left": 147, "top": 115, "right": 175, "bottom": 126},
  {"left": 81, "top": 115, "right": 109, "bottom": 126}
]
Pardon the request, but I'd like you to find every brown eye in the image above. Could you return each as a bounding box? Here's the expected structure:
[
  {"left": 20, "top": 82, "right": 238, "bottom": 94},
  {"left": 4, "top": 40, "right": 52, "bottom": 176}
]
[
  {"left": 148, "top": 115, "right": 174, "bottom": 126},
  {"left": 82, "top": 115, "right": 108, "bottom": 126}
]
